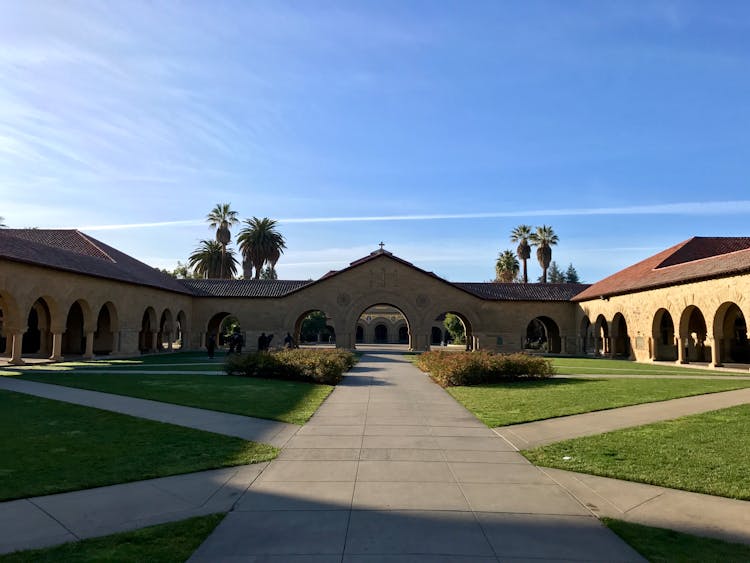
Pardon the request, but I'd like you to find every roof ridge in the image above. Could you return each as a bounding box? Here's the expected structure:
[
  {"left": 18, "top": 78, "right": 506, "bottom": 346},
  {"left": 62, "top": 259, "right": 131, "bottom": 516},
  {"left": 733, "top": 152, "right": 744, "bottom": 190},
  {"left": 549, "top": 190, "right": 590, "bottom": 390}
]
[{"left": 75, "top": 231, "right": 116, "bottom": 263}]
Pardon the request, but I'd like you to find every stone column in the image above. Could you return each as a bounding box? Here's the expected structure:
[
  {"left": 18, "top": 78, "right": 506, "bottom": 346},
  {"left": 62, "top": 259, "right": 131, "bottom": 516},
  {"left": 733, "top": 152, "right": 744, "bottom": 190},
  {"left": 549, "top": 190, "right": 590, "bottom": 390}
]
[
  {"left": 49, "top": 332, "right": 63, "bottom": 361},
  {"left": 677, "top": 337, "right": 687, "bottom": 364},
  {"left": 150, "top": 332, "right": 158, "bottom": 353},
  {"left": 167, "top": 332, "right": 174, "bottom": 351},
  {"left": 10, "top": 332, "right": 24, "bottom": 365},
  {"left": 710, "top": 338, "right": 722, "bottom": 368},
  {"left": 83, "top": 331, "right": 95, "bottom": 359}
]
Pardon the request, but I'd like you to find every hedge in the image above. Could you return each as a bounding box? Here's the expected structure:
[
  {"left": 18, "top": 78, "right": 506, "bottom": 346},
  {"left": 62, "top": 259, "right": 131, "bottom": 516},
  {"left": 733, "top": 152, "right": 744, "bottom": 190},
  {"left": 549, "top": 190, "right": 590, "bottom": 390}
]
[
  {"left": 224, "top": 349, "right": 356, "bottom": 385},
  {"left": 415, "top": 350, "right": 555, "bottom": 387}
]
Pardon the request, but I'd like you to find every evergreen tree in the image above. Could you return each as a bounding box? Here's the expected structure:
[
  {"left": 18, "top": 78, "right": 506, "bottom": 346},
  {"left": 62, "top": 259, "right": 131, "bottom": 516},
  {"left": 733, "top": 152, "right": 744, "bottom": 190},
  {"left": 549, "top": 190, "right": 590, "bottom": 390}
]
[
  {"left": 260, "top": 265, "right": 278, "bottom": 280},
  {"left": 565, "top": 263, "right": 580, "bottom": 283},
  {"left": 547, "top": 261, "right": 565, "bottom": 283}
]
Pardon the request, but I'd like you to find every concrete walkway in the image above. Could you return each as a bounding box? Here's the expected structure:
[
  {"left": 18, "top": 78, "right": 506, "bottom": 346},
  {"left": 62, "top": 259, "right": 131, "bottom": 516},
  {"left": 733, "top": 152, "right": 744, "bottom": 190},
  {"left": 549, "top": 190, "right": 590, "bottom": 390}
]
[
  {"left": 543, "top": 468, "right": 750, "bottom": 545},
  {"left": 495, "top": 387, "right": 750, "bottom": 449},
  {"left": 189, "top": 352, "right": 644, "bottom": 562},
  {"left": 0, "top": 377, "right": 299, "bottom": 447},
  {"left": 0, "top": 464, "right": 268, "bottom": 554}
]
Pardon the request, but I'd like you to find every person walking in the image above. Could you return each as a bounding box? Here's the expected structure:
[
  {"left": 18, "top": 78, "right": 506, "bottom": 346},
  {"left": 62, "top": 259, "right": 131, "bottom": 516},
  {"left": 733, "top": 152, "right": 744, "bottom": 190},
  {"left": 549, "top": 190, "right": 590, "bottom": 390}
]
[{"left": 206, "top": 333, "right": 216, "bottom": 359}]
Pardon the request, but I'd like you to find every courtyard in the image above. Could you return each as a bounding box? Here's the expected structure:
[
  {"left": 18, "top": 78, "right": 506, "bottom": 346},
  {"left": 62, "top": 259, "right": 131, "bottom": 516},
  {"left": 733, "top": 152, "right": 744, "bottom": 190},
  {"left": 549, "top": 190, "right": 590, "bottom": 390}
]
[{"left": 1, "top": 350, "right": 750, "bottom": 561}]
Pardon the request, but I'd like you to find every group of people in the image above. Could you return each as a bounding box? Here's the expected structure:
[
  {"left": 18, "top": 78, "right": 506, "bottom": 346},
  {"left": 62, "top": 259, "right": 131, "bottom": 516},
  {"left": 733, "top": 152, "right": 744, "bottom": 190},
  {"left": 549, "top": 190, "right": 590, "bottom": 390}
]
[{"left": 206, "top": 330, "right": 298, "bottom": 357}]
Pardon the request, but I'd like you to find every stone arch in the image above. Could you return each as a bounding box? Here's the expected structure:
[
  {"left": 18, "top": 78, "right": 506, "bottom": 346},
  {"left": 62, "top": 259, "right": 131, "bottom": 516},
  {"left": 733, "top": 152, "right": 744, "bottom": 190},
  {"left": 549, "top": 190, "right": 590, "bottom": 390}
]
[
  {"left": 139, "top": 306, "right": 158, "bottom": 353},
  {"left": 611, "top": 312, "right": 631, "bottom": 359},
  {"left": 344, "top": 291, "right": 420, "bottom": 349},
  {"left": 22, "top": 297, "right": 56, "bottom": 356},
  {"left": 346, "top": 298, "right": 414, "bottom": 349},
  {"left": 0, "top": 291, "right": 22, "bottom": 357},
  {"left": 93, "top": 302, "right": 119, "bottom": 355},
  {"left": 398, "top": 324, "right": 409, "bottom": 343},
  {"left": 579, "top": 315, "right": 592, "bottom": 355},
  {"left": 206, "top": 311, "right": 242, "bottom": 349},
  {"left": 356, "top": 324, "right": 365, "bottom": 343},
  {"left": 594, "top": 314, "right": 609, "bottom": 356},
  {"left": 651, "top": 308, "right": 677, "bottom": 361},
  {"left": 713, "top": 302, "right": 749, "bottom": 365},
  {"left": 175, "top": 310, "right": 188, "bottom": 350},
  {"left": 431, "top": 326, "right": 443, "bottom": 345},
  {"left": 431, "top": 310, "right": 475, "bottom": 350},
  {"left": 295, "top": 309, "right": 336, "bottom": 345},
  {"left": 158, "top": 308, "right": 174, "bottom": 350},
  {"left": 679, "top": 305, "right": 709, "bottom": 363},
  {"left": 62, "top": 299, "right": 93, "bottom": 356},
  {"left": 524, "top": 316, "right": 562, "bottom": 354}
]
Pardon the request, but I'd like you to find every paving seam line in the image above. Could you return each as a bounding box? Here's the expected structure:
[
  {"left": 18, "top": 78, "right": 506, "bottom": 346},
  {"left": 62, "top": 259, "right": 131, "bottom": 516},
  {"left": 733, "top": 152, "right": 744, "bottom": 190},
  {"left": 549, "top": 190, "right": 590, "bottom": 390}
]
[
  {"left": 490, "top": 427, "right": 522, "bottom": 451},
  {"left": 27, "top": 498, "right": 81, "bottom": 541}
]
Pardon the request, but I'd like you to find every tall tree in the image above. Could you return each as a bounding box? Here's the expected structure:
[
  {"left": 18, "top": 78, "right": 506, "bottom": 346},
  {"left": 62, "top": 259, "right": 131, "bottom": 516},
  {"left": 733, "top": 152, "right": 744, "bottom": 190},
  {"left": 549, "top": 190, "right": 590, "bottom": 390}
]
[
  {"left": 259, "top": 265, "right": 278, "bottom": 280},
  {"left": 547, "top": 261, "right": 565, "bottom": 283},
  {"left": 0, "top": 216, "right": 5, "bottom": 227},
  {"left": 495, "top": 250, "right": 520, "bottom": 282},
  {"left": 206, "top": 203, "right": 239, "bottom": 279},
  {"left": 529, "top": 225, "right": 559, "bottom": 283},
  {"left": 188, "top": 240, "right": 238, "bottom": 279},
  {"left": 443, "top": 313, "right": 466, "bottom": 344},
  {"left": 510, "top": 225, "right": 533, "bottom": 283},
  {"left": 237, "top": 217, "right": 287, "bottom": 279},
  {"left": 565, "top": 263, "right": 580, "bottom": 283}
]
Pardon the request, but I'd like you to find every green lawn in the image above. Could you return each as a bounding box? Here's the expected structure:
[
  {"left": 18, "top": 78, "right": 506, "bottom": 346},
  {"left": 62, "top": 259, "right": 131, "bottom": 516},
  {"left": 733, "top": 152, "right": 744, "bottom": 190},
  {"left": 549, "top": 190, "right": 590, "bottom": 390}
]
[
  {"left": 0, "top": 390, "right": 277, "bottom": 501},
  {"left": 0, "top": 514, "right": 225, "bottom": 563},
  {"left": 550, "top": 357, "right": 729, "bottom": 376},
  {"left": 524, "top": 405, "right": 750, "bottom": 500},
  {"left": 446, "top": 377, "right": 750, "bottom": 427},
  {"left": 15, "top": 371, "right": 332, "bottom": 425},
  {"left": 603, "top": 518, "right": 750, "bottom": 563}
]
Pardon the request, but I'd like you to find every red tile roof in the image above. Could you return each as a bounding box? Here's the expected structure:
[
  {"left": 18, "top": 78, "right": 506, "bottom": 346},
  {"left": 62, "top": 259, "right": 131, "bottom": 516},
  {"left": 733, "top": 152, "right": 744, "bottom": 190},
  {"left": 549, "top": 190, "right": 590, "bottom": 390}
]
[
  {"left": 574, "top": 237, "right": 750, "bottom": 301},
  {"left": 0, "top": 229, "right": 192, "bottom": 294},
  {"left": 456, "top": 282, "right": 590, "bottom": 301},
  {"left": 181, "top": 279, "right": 313, "bottom": 298}
]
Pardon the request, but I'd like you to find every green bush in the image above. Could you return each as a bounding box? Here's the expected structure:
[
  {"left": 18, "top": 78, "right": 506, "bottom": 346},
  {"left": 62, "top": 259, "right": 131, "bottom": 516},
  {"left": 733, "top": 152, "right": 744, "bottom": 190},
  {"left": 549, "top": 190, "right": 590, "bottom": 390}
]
[
  {"left": 224, "top": 349, "right": 356, "bottom": 385},
  {"left": 415, "top": 350, "right": 554, "bottom": 387}
]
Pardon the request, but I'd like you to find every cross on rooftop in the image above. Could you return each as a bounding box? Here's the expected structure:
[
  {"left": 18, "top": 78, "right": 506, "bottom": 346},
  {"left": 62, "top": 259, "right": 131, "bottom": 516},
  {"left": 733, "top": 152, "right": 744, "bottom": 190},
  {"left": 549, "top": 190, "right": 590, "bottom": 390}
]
[{"left": 379, "top": 241, "right": 385, "bottom": 250}]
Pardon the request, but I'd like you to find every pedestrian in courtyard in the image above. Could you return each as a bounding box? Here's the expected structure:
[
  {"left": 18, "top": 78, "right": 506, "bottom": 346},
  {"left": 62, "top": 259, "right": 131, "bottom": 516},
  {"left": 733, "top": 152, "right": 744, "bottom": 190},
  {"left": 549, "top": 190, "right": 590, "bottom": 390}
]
[{"left": 206, "top": 333, "right": 216, "bottom": 359}]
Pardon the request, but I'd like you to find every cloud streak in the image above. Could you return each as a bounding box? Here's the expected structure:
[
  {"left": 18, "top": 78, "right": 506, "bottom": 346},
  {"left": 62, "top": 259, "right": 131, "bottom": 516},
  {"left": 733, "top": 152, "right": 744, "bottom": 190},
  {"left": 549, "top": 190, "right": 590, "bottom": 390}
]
[{"left": 74, "top": 200, "right": 750, "bottom": 231}]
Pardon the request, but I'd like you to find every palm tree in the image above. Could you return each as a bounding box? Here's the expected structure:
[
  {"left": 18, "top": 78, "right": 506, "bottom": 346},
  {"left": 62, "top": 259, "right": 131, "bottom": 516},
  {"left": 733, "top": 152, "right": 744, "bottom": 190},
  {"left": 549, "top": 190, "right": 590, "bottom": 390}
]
[
  {"left": 529, "top": 225, "right": 559, "bottom": 283},
  {"left": 495, "top": 250, "right": 520, "bottom": 282},
  {"left": 206, "top": 203, "right": 239, "bottom": 279},
  {"left": 237, "top": 217, "right": 286, "bottom": 279},
  {"left": 188, "top": 240, "right": 238, "bottom": 279},
  {"left": 510, "top": 225, "right": 533, "bottom": 283}
]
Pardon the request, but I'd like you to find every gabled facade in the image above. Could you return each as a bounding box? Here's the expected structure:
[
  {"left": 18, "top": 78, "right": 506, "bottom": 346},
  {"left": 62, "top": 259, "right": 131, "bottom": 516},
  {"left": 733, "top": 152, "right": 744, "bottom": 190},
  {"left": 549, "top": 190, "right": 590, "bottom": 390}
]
[{"left": 1, "top": 229, "right": 748, "bottom": 369}]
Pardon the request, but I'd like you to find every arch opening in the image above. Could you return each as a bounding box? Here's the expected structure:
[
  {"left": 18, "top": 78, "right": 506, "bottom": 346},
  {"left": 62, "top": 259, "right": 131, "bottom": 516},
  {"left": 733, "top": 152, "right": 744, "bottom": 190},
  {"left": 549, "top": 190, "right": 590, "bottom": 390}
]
[
  {"left": 718, "top": 303, "right": 749, "bottom": 364},
  {"left": 433, "top": 311, "right": 473, "bottom": 350},
  {"left": 524, "top": 316, "right": 561, "bottom": 354},
  {"left": 355, "top": 304, "right": 409, "bottom": 348},
  {"left": 611, "top": 313, "right": 630, "bottom": 358},
  {"left": 93, "top": 302, "right": 118, "bottom": 355},
  {"left": 295, "top": 310, "right": 335, "bottom": 346},
  {"left": 594, "top": 314, "right": 609, "bottom": 356},
  {"left": 207, "top": 312, "right": 243, "bottom": 352},
  {"left": 579, "top": 316, "right": 592, "bottom": 355},
  {"left": 22, "top": 298, "right": 52, "bottom": 356},
  {"left": 62, "top": 301, "right": 86, "bottom": 355},
  {"left": 680, "top": 306, "right": 709, "bottom": 363},
  {"left": 139, "top": 307, "right": 158, "bottom": 353},
  {"left": 652, "top": 309, "right": 676, "bottom": 361},
  {"left": 175, "top": 310, "right": 188, "bottom": 350}
]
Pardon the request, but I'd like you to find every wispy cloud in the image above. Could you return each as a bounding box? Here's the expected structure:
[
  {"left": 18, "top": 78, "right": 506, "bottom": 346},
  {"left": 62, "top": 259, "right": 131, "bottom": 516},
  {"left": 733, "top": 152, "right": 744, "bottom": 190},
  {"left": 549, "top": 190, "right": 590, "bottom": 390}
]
[{"left": 74, "top": 200, "right": 750, "bottom": 231}]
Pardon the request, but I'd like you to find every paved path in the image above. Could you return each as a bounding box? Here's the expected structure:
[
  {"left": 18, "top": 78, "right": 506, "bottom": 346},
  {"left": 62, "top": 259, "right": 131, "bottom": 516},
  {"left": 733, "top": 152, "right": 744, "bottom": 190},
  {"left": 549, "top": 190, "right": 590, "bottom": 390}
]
[
  {"left": 495, "top": 387, "right": 750, "bottom": 449},
  {"left": 543, "top": 468, "right": 750, "bottom": 546},
  {"left": 189, "top": 352, "right": 644, "bottom": 562},
  {"left": 0, "top": 378, "right": 299, "bottom": 447},
  {"left": 559, "top": 373, "right": 750, "bottom": 380},
  {"left": 0, "top": 465, "right": 268, "bottom": 555}
]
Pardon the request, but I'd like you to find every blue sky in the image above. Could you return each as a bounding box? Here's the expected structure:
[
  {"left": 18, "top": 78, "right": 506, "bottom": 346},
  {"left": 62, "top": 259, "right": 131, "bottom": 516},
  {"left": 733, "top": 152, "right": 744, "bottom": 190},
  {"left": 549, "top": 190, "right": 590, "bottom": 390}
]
[{"left": 2, "top": 1, "right": 749, "bottom": 283}]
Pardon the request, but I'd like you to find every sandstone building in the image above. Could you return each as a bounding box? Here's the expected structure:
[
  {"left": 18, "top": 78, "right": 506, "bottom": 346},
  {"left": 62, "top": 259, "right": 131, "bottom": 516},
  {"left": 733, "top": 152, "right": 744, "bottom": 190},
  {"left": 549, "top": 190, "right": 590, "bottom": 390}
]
[{"left": 1, "top": 229, "right": 748, "bottom": 369}]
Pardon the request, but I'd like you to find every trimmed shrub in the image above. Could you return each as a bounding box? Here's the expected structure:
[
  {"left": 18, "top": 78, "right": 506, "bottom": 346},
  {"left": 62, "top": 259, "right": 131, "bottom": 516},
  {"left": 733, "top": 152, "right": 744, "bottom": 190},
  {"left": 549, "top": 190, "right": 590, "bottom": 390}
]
[
  {"left": 224, "top": 349, "right": 356, "bottom": 385},
  {"left": 415, "top": 350, "right": 554, "bottom": 387}
]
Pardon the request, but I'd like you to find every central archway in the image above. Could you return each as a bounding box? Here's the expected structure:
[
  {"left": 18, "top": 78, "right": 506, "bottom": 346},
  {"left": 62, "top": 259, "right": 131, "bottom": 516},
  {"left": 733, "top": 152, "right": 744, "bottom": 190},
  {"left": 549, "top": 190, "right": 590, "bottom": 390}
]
[{"left": 353, "top": 303, "right": 410, "bottom": 349}]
